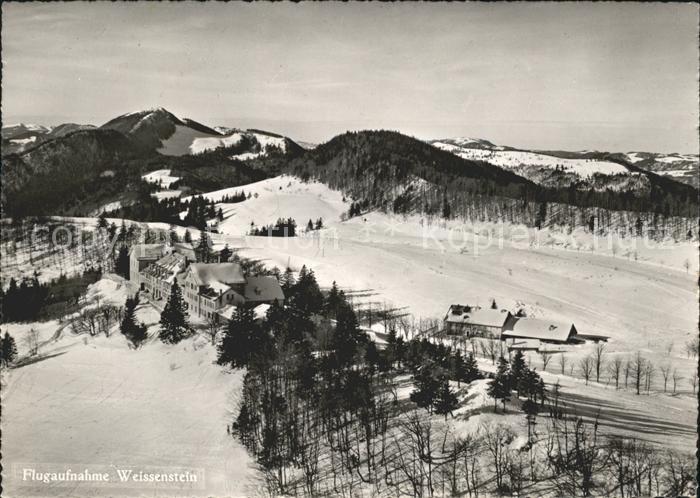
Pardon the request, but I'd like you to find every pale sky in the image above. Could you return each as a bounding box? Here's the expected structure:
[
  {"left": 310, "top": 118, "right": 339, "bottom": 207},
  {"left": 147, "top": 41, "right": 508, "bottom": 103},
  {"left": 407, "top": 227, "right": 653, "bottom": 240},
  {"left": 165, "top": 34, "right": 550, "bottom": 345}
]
[{"left": 2, "top": 2, "right": 698, "bottom": 153}]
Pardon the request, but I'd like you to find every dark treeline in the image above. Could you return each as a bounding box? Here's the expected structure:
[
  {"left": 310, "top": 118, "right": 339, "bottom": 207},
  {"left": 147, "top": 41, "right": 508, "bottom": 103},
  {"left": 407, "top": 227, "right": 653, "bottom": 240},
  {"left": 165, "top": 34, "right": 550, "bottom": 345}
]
[
  {"left": 0, "top": 268, "right": 102, "bottom": 323},
  {"left": 106, "top": 182, "right": 222, "bottom": 230},
  {"left": 250, "top": 218, "right": 298, "bottom": 237}
]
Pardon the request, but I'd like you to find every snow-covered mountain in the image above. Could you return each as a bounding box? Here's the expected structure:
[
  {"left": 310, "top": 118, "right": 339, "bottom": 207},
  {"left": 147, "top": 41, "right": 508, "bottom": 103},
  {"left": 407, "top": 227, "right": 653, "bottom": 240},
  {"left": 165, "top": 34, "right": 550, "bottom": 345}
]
[
  {"left": 429, "top": 137, "right": 698, "bottom": 191},
  {"left": 99, "top": 107, "right": 301, "bottom": 159},
  {"left": 623, "top": 151, "right": 699, "bottom": 188}
]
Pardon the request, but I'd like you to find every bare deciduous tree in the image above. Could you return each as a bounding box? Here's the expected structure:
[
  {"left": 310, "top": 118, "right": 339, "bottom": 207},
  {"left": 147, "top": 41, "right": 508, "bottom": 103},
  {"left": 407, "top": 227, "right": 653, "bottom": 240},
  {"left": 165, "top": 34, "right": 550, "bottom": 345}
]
[
  {"left": 659, "top": 365, "right": 670, "bottom": 393},
  {"left": 630, "top": 352, "right": 646, "bottom": 395},
  {"left": 539, "top": 350, "right": 553, "bottom": 372},
  {"left": 593, "top": 342, "right": 606, "bottom": 383},
  {"left": 671, "top": 369, "right": 681, "bottom": 394},
  {"left": 558, "top": 353, "right": 567, "bottom": 375},
  {"left": 608, "top": 356, "right": 623, "bottom": 389},
  {"left": 579, "top": 356, "right": 593, "bottom": 385}
]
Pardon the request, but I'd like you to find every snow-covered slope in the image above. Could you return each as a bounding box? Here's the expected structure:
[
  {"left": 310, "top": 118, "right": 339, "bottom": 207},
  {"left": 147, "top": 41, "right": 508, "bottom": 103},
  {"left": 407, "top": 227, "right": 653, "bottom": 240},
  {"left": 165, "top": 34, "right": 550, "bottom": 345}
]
[
  {"left": 624, "top": 151, "right": 699, "bottom": 188},
  {"left": 1, "top": 277, "right": 254, "bottom": 497},
  {"left": 188, "top": 175, "right": 347, "bottom": 236},
  {"left": 142, "top": 169, "right": 181, "bottom": 188},
  {"left": 157, "top": 124, "right": 224, "bottom": 156},
  {"left": 431, "top": 139, "right": 631, "bottom": 187},
  {"left": 158, "top": 126, "right": 291, "bottom": 158},
  {"left": 431, "top": 137, "right": 699, "bottom": 190}
]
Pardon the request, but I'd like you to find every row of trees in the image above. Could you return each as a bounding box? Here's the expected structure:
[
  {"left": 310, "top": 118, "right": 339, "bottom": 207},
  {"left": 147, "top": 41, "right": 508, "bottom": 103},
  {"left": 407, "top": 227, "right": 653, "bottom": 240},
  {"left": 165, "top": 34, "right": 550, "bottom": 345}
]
[{"left": 250, "top": 218, "right": 298, "bottom": 237}]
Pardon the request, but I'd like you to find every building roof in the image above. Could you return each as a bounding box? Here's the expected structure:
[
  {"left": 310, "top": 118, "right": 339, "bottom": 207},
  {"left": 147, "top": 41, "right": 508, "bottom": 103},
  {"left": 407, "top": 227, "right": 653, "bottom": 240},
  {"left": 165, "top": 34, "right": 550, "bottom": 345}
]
[
  {"left": 187, "top": 263, "right": 246, "bottom": 288},
  {"left": 502, "top": 318, "right": 575, "bottom": 342},
  {"left": 445, "top": 305, "right": 510, "bottom": 328},
  {"left": 216, "top": 304, "right": 238, "bottom": 321},
  {"left": 253, "top": 303, "right": 271, "bottom": 321},
  {"left": 244, "top": 276, "right": 285, "bottom": 303},
  {"left": 143, "top": 253, "right": 186, "bottom": 283},
  {"left": 172, "top": 242, "right": 196, "bottom": 261},
  {"left": 129, "top": 244, "right": 165, "bottom": 260}
]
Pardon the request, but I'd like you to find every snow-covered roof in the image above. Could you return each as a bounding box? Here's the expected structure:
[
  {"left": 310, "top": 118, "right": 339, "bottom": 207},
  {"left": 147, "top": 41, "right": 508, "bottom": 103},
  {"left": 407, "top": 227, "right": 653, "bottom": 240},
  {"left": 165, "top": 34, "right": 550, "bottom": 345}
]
[
  {"left": 502, "top": 318, "right": 575, "bottom": 342},
  {"left": 244, "top": 276, "right": 284, "bottom": 303},
  {"left": 445, "top": 305, "right": 510, "bottom": 328},
  {"left": 143, "top": 253, "right": 186, "bottom": 282},
  {"left": 129, "top": 244, "right": 166, "bottom": 260},
  {"left": 216, "top": 304, "right": 238, "bottom": 321},
  {"left": 253, "top": 303, "right": 271, "bottom": 321},
  {"left": 172, "top": 242, "right": 196, "bottom": 261},
  {"left": 187, "top": 263, "right": 246, "bottom": 287}
]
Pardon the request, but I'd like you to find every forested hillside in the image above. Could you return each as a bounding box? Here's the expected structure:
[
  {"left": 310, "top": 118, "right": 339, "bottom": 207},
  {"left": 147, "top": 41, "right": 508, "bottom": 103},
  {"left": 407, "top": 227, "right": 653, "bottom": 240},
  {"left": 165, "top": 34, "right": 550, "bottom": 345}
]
[
  {"left": 2, "top": 129, "right": 151, "bottom": 218},
  {"left": 285, "top": 130, "right": 698, "bottom": 240}
]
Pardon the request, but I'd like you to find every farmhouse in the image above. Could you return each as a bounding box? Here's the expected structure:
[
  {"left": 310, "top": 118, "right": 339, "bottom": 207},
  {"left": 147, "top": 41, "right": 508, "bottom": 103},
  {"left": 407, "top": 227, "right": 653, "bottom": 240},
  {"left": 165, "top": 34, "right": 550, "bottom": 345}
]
[
  {"left": 444, "top": 304, "right": 514, "bottom": 338},
  {"left": 501, "top": 317, "right": 578, "bottom": 343},
  {"left": 181, "top": 263, "right": 247, "bottom": 319}
]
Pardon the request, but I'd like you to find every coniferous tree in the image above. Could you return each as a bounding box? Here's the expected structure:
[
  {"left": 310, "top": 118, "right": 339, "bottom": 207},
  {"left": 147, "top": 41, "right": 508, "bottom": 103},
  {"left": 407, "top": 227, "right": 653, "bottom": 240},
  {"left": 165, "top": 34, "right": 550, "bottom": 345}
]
[
  {"left": 488, "top": 356, "right": 512, "bottom": 412},
  {"left": 324, "top": 281, "right": 343, "bottom": 318},
  {"left": 281, "top": 267, "right": 296, "bottom": 294},
  {"left": 451, "top": 350, "right": 467, "bottom": 386},
  {"left": 159, "top": 279, "right": 189, "bottom": 344},
  {"left": 291, "top": 266, "right": 324, "bottom": 316},
  {"left": 115, "top": 245, "right": 130, "bottom": 279},
  {"left": 217, "top": 306, "right": 260, "bottom": 368},
  {"left": 434, "top": 377, "right": 459, "bottom": 419},
  {"left": 306, "top": 219, "right": 314, "bottom": 231},
  {"left": 464, "top": 352, "right": 481, "bottom": 382},
  {"left": 332, "top": 302, "right": 364, "bottom": 368},
  {"left": 195, "top": 232, "right": 212, "bottom": 263},
  {"left": 97, "top": 212, "right": 108, "bottom": 230},
  {"left": 120, "top": 295, "right": 148, "bottom": 348},
  {"left": 0, "top": 331, "right": 18, "bottom": 367},
  {"left": 219, "top": 244, "right": 233, "bottom": 263},
  {"left": 410, "top": 360, "right": 441, "bottom": 412},
  {"left": 510, "top": 350, "right": 527, "bottom": 390},
  {"left": 184, "top": 229, "right": 192, "bottom": 243},
  {"left": 107, "top": 222, "right": 118, "bottom": 241}
]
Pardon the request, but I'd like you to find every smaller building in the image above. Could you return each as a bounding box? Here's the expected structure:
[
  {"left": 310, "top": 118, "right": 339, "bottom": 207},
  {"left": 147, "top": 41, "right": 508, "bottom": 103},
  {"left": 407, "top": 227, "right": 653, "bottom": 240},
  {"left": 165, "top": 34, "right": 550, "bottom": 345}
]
[
  {"left": 444, "top": 304, "right": 514, "bottom": 338},
  {"left": 129, "top": 244, "right": 167, "bottom": 286},
  {"left": 501, "top": 317, "right": 578, "bottom": 343},
  {"left": 244, "top": 276, "right": 285, "bottom": 305},
  {"left": 181, "top": 263, "right": 247, "bottom": 319}
]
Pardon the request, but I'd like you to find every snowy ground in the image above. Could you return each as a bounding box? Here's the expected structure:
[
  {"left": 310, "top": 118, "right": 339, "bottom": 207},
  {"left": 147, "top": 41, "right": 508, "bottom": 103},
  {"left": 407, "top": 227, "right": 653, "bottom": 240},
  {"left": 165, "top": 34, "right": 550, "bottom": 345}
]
[
  {"left": 0, "top": 278, "right": 255, "bottom": 498},
  {"left": 142, "top": 169, "right": 181, "bottom": 189},
  {"left": 432, "top": 141, "right": 630, "bottom": 179},
  {"left": 186, "top": 175, "right": 348, "bottom": 236},
  {"left": 206, "top": 176, "right": 697, "bottom": 452},
  {"left": 157, "top": 125, "right": 222, "bottom": 156}
]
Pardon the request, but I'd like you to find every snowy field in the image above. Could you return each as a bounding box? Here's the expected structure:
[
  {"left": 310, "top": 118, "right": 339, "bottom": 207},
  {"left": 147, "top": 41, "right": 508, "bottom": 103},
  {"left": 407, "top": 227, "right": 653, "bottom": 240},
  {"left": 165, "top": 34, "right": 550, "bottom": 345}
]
[
  {"left": 206, "top": 176, "right": 697, "bottom": 450},
  {"left": 432, "top": 141, "right": 630, "bottom": 179},
  {"left": 142, "top": 169, "right": 181, "bottom": 189},
  {"left": 187, "top": 175, "right": 348, "bottom": 236},
  {"left": 0, "top": 278, "right": 254, "bottom": 498},
  {"left": 156, "top": 125, "right": 222, "bottom": 156}
]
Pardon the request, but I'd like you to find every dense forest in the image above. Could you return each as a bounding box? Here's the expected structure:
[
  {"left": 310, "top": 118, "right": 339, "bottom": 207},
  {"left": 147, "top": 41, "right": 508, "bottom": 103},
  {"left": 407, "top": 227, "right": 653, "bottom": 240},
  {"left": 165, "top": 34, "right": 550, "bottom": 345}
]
[{"left": 285, "top": 131, "right": 698, "bottom": 240}]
